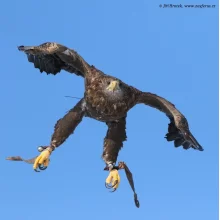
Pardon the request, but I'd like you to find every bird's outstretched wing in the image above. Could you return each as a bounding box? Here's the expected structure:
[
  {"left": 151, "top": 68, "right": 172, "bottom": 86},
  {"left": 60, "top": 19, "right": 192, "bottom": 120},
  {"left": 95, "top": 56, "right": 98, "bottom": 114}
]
[
  {"left": 137, "top": 92, "right": 203, "bottom": 151},
  {"left": 18, "top": 42, "right": 91, "bottom": 77}
]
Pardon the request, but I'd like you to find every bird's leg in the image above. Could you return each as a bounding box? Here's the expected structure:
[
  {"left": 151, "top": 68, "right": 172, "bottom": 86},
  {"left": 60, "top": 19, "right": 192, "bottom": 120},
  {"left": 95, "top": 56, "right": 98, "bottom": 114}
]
[
  {"left": 33, "top": 145, "right": 55, "bottom": 172},
  {"left": 105, "top": 161, "right": 140, "bottom": 207},
  {"left": 6, "top": 145, "right": 54, "bottom": 171},
  {"left": 33, "top": 99, "right": 85, "bottom": 172},
  {"left": 104, "top": 161, "right": 127, "bottom": 191},
  {"left": 105, "top": 163, "right": 121, "bottom": 191},
  {"left": 5, "top": 99, "right": 86, "bottom": 172},
  {"left": 102, "top": 118, "right": 127, "bottom": 191}
]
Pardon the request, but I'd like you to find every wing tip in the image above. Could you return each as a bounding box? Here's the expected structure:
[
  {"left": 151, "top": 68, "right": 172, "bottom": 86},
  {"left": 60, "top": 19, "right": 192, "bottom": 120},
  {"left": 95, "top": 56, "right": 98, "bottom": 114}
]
[
  {"left": 165, "top": 133, "right": 204, "bottom": 151},
  {"left": 18, "top": 45, "right": 25, "bottom": 51},
  {"left": 17, "top": 45, "right": 34, "bottom": 52},
  {"left": 196, "top": 145, "right": 204, "bottom": 151}
]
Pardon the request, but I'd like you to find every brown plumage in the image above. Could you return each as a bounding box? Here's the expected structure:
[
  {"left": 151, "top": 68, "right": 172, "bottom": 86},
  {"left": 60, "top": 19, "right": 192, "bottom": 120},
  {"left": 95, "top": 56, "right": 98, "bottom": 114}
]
[
  {"left": 17, "top": 42, "right": 203, "bottom": 154},
  {"left": 10, "top": 42, "right": 203, "bottom": 207}
]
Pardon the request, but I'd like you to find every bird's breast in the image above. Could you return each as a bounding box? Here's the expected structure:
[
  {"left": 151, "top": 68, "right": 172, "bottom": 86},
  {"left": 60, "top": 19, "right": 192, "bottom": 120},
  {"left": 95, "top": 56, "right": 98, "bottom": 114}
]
[{"left": 84, "top": 93, "right": 129, "bottom": 122}]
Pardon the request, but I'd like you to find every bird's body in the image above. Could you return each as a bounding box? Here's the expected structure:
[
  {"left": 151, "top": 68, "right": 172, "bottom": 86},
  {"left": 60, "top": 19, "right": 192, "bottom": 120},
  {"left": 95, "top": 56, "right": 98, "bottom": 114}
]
[
  {"left": 84, "top": 68, "right": 138, "bottom": 122},
  {"left": 7, "top": 42, "right": 203, "bottom": 207}
]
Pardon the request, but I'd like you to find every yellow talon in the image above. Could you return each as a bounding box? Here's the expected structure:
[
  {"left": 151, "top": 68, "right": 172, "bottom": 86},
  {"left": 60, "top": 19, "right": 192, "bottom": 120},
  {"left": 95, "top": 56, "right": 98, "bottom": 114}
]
[
  {"left": 105, "top": 169, "right": 121, "bottom": 191},
  {"left": 33, "top": 148, "right": 51, "bottom": 171},
  {"left": 42, "top": 157, "right": 50, "bottom": 167}
]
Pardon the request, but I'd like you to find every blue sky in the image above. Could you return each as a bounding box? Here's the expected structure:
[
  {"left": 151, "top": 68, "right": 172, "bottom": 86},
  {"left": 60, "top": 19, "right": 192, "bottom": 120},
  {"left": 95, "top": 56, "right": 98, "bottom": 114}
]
[{"left": 1, "top": 0, "right": 218, "bottom": 219}]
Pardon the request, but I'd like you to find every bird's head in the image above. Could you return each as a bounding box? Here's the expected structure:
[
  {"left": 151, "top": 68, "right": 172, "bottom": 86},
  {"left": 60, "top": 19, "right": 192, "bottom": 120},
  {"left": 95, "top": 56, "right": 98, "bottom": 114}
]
[
  {"left": 106, "top": 80, "right": 121, "bottom": 92},
  {"left": 97, "top": 77, "right": 125, "bottom": 100}
]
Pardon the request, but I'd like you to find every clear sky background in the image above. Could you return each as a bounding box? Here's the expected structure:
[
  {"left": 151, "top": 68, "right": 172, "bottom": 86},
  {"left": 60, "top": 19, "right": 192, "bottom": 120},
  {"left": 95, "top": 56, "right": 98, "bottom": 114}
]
[{"left": 0, "top": 1, "right": 218, "bottom": 220}]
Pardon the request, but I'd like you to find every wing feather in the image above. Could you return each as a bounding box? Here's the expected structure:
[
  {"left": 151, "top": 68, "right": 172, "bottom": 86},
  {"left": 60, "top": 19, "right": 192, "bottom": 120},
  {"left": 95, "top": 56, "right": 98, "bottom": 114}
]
[
  {"left": 137, "top": 92, "right": 203, "bottom": 151},
  {"left": 18, "top": 42, "right": 91, "bottom": 77}
]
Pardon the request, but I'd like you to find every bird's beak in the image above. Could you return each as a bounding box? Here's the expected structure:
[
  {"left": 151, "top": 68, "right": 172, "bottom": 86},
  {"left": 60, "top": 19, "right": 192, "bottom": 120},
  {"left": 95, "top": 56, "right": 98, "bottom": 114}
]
[{"left": 107, "top": 80, "right": 119, "bottom": 92}]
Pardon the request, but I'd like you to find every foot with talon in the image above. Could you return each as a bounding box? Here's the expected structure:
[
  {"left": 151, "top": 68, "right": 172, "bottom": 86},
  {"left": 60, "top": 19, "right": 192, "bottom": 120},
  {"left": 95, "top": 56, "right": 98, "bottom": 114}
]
[
  {"left": 105, "top": 164, "right": 121, "bottom": 192},
  {"left": 33, "top": 146, "right": 53, "bottom": 172}
]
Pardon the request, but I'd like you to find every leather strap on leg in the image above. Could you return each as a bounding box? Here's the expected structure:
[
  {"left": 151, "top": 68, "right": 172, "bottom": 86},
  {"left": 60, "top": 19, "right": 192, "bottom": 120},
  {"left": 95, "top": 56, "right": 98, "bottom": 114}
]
[{"left": 118, "top": 162, "right": 140, "bottom": 208}]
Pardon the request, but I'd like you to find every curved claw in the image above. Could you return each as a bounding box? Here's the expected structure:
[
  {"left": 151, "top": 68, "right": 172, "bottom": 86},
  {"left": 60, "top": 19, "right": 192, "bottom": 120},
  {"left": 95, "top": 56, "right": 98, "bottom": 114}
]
[
  {"left": 109, "top": 180, "right": 118, "bottom": 192},
  {"left": 105, "top": 169, "right": 120, "bottom": 191},
  {"left": 105, "top": 183, "right": 112, "bottom": 189},
  {"left": 105, "top": 181, "right": 118, "bottom": 189},
  {"left": 34, "top": 162, "right": 49, "bottom": 172},
  {"left": 33, "top": 149, "right": 51, "bottom": 172},
  {"left": 110, "top": 188, "right": 117, "bottom": 193},
  {"left": 111, "top": 180, "right": 118, "bottom": 188},
  {"left": 39, "top": 165, "right": 48, "bottom": 170}
]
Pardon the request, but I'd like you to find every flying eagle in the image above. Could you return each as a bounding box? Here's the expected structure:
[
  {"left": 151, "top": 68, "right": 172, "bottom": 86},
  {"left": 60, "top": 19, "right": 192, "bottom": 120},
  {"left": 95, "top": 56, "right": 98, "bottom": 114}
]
[{"left": 7, "top": 42, "right": 203, "bottom": 207}]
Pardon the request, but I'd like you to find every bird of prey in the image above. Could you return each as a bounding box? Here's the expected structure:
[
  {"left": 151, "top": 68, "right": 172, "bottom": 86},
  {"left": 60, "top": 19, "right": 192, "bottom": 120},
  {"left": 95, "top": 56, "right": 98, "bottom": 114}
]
[{"left": 7, "top": 42, "right": 203, "bottom": 207}]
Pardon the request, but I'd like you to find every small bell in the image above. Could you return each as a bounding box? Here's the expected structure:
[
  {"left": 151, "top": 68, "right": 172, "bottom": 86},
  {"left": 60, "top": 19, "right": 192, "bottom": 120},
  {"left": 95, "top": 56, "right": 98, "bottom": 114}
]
[{"left": 37, "top": 146, "right": 45, "bottom": 152}]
